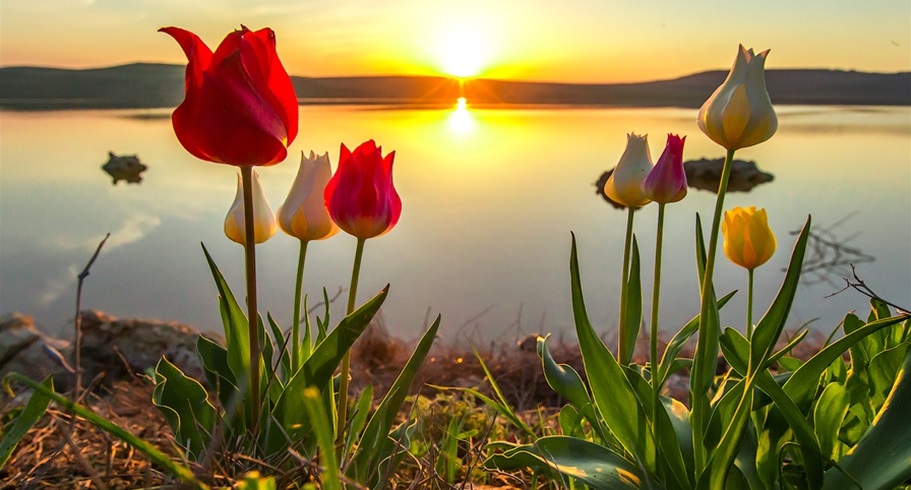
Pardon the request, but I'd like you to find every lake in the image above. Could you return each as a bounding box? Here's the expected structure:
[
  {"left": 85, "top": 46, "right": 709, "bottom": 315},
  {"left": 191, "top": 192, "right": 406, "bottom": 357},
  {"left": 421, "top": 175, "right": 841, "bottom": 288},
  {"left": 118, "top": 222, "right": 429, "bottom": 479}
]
[{"left": 1, "top": 104, "right": 909, "bottom": 343}]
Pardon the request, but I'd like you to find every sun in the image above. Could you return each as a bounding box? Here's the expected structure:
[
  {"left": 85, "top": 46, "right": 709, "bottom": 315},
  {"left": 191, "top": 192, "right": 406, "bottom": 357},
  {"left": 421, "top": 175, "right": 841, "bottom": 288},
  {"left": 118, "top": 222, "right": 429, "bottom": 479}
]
[{"left": 432, "top": 21, "right": 493, "bottom": 78}]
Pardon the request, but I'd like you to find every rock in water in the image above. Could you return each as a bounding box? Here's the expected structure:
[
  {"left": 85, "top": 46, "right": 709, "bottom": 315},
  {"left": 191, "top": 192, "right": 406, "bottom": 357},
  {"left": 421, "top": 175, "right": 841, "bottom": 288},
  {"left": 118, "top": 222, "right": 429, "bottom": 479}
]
[
  {"left": 684, "top": 158, "right": 774, "bottom": 193},
  {"left": 102, "top": 152, "right": 148, "bottom": 184}
]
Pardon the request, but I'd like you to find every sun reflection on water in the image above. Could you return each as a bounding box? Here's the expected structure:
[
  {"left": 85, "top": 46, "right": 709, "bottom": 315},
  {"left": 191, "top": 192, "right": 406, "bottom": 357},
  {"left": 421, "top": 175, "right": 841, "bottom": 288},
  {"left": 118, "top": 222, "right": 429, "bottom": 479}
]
[{"left": 446, "top": 96, "right": 475, "bottom": 134}]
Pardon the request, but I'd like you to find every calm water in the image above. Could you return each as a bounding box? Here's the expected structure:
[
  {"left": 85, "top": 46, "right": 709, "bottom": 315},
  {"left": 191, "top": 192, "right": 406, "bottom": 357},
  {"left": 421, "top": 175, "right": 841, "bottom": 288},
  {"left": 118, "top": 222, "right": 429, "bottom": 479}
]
[{"left": 1, "top": 105, "right": 909, "bottom": 342}]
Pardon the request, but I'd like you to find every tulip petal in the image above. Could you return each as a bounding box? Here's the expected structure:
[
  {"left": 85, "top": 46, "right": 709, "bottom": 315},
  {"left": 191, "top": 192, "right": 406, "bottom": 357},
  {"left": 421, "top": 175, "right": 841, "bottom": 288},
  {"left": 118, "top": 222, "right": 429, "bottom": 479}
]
[{"left": 240, "top": 28, "right": 299, "bottom": 145}]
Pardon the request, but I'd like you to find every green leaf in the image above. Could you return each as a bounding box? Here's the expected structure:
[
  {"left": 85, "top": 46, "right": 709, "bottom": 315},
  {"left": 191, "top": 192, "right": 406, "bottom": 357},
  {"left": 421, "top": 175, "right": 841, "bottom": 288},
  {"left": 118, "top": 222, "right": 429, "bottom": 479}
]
[
  {"left": 749, "top": 217, "right": 811, "bottom": 372},
  {"left": 538, "top": 334, "right": 591, "bottom": 410},
  {"left": 570, "top": 234, "right": 656, "bottom": 472},
  {"left": 267, "top": 313, "right": 292, "bottom": 383},
  {"left": 657, "top": 290, "right": 736, "bottom": 389},
  {"left": 152, "top": 357, "right": 218, "bottom": 459},
  {"left": 620, "top": 236, "right": 643, "bottom": 365},
  {"left": 196, "top": 335, "right": 242, "bottom": 422},
  {"left": 301, "top": 387, "right": 341, "bottom": 490},
  {"left": 350, "top": 315, "right": 440, "bottom": 487},
  {"left": 784, "top": 314, "right": 910, "bottom": 412},
  {"left": 813, "top": 382, "right": 849, "bottom": 461},
  {"left": 0, "top": 375, "right": 53, "bottom": 468},
  {"left": 274, "top": 286, "right": 388, "bottom": 441},
  {"left": 201, "top": 244, "right": 250, "bottom": 385},
  {"left": 822, "top": 348, "right": 911, "bottom": 490},
  {"left": 867, "top": 343, "right": 909, "bottom": 408},
  {"left": 753, "top": 371, "right": 824, "bottom": 489},
  {"left": 485, "top": 436, "right": 653, "bottom": 489}
]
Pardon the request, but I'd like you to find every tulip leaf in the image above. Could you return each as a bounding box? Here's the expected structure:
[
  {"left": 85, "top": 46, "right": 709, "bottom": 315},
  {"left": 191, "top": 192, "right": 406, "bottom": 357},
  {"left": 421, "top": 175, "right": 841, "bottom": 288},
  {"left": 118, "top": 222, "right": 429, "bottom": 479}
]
[
  {"left": 274, "top": 286, "right": 388, "bottom": 441},
  {"left": 201, "top": 244, "right": 250, "bottom": 384},
  {"left": 350, "top": 314, "right": 440, "bottom": 486},
  {"left": 0, "top": 375, "right": 53, "bottom": 469},
  {"left": 152, "top": 356, "right": 218, "bottom": 459},
  {"left": 657, "top": 290, "right": 735, "bottom": 388},
  {"left": 784, "top": 314, "right": 909, "bottom": 412},
  {"left": 620, "top": 235, "right": 643, "bottom": 365},
  {"left": 813, "top": 382, "right": 849, "bottom": 461},
  {"left": 300, "top": 387, "right": 342, "bottom": 490},
  {"left": 570, "top": 234, "right": 656, "bottom": 472},
  {"left": 822, "top": 348, "right": 911, "bottom": 490},
  {"left": 485, "top": 436, "right": 651, "bottom": 490},
  {"left": 749, "top": 216, "right": 810, "bottom": 372},
  {"left": 538, "top": 334, "right": 591, "bottom": 410}
]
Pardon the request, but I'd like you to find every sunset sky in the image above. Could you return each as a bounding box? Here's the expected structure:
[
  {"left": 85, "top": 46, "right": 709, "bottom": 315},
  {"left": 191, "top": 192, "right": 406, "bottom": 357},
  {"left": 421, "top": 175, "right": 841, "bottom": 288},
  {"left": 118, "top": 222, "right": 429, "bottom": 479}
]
[{"left": 2, "top": 0, "right": 909, "bottom": 83}]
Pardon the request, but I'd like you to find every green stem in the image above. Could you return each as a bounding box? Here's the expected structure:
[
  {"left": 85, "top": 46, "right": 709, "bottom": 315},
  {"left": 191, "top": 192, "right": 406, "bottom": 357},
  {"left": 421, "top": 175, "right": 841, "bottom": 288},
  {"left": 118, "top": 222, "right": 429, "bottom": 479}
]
[
  {"left": 691, "top": 147, "right": 736, "bottom": 470},
  {"left": 291, "top": 239, "right": 309, "bottom": 373},
  {"left": 618, "top": 207, "right": 635, "bottom": 365},
  {"left": 338, "top": 237, "right": 366, "bottom": 437},
  {"left": 747, "top": 268, "right": 755, "bottom": 338},
  {"left": 240, "top": 166, "right": 261, "bottom": 427},
  {"left": 650, "top": 203, "right": 665, "bottom": 387}
]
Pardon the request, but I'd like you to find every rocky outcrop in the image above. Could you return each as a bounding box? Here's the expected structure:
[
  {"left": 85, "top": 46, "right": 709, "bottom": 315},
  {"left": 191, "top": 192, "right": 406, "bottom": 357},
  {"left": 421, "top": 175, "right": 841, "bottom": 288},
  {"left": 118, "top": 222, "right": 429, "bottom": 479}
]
[
  {"left": 0, "top": 311, "right": 213, "bottom": 387},
  {"left": 0, "top": 312, "right": 71, "bottom": 382}
]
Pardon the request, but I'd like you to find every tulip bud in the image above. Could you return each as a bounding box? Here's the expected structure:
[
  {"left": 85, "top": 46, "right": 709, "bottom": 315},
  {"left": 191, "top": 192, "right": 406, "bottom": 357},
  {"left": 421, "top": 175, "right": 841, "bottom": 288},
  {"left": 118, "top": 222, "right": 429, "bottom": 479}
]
[
  {"left": 722, "top": 206, "right": 777, "bottom": 270},
  {"left": 641, "top": 134, "right": 687, "bottom": 204},
  {"left": 225, "top": 171, "right": 277, "bottom": 245},
  {"left": 698, "top": 45, "right": 777, "bottom": 150},
  {"left": 324, "top": 140, "right": 402, "bottom": 239},
  {"left": 603, "top": 133, "right": 653, "bottom": 208},
  {"left": 277, "top": 151, "right": 340, "bottom": 242}
]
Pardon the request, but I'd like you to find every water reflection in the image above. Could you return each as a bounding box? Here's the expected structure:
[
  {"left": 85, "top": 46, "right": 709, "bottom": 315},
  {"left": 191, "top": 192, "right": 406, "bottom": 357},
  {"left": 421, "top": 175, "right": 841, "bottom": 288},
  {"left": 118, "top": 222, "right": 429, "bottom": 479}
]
[{"left": 0, "top": 106, "right": 908, "bottom": 341}]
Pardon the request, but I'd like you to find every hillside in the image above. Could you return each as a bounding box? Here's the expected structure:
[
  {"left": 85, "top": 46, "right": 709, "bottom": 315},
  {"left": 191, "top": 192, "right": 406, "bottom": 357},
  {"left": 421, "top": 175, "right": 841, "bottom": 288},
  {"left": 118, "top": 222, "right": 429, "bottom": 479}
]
[{"left": 1, "top": 63, "right": 908, "bottom": 109}]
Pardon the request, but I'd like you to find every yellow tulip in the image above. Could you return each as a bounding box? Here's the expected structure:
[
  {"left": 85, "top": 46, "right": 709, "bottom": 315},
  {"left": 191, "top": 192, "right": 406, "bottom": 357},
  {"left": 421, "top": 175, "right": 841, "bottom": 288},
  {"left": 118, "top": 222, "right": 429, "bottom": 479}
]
[
  {"left": 722, "top": 206, "right": 776, "bottom": 270},
  {"left": 603, "top": 133, "right": 653, "bottom": 208},
  {"left": 224, "top": 170, "right": 277, "bottom": 245},
  {"left": 698, "top": 45, "right": 777, "bottom": 150}
]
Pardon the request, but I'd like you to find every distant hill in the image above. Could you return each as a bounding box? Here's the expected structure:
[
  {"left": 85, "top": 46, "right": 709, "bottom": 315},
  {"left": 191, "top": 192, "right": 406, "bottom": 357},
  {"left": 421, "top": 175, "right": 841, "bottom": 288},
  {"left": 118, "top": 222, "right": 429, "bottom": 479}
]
[{"left": 1, "top": 62, "right": 908, "bottom": 110}]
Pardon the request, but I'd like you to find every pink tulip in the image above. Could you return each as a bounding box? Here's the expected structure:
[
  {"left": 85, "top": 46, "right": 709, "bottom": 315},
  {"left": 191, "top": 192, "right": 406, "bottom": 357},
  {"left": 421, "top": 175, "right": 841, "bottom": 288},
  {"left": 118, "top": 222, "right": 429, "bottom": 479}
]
[
  {"left": 324, "top": 140, "right": 402, "bottom": 239},
  {"left": 641, "top": 134, "right": 687, "bottom": 204}
]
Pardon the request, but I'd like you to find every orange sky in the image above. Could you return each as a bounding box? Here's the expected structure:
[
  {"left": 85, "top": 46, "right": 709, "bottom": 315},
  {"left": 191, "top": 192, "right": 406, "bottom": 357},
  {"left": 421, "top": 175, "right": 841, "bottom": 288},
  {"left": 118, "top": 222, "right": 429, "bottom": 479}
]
[{"left": 1, "top": 1, "right": 909, "bottom": 83}]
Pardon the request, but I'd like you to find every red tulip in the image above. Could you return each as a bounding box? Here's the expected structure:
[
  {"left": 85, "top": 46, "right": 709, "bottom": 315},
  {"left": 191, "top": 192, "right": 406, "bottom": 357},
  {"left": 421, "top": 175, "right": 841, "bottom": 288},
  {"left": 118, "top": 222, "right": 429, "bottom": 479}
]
[
  {"left": 324, "top": 140, "right": 402, "bottom": 239},
  {"left": 160, "top": 26, "right": 299, "bottom": 166}
]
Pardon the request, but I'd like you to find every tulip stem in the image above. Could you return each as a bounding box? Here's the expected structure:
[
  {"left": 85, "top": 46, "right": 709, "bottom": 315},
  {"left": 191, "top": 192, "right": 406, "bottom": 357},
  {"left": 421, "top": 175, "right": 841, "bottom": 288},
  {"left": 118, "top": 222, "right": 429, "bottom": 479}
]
[
  {"left": 691, "top": 147, "right": 736, "bottom": 471},
  {"left": 338, "top": 237, "right": 366, "bottom": 439},
  {"left": 240, "top": 165, "right": 261, "bottom": 428},
  {"left": 618, "top": 207, "right": 636, "bottom": 365},
  {"left": 650, "top": 203, "right": 665, "bottom": 386},
  {"left": 291, "top": 239, "right": 309, "bottom": 374},
  {"left": 747, "top": 268, "right": 755, "bottom": 338}
]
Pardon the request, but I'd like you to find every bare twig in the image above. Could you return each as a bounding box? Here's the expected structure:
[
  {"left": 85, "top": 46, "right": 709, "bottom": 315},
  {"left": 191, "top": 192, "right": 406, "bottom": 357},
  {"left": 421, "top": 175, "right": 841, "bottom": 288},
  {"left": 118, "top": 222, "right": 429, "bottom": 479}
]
[
  {"left": 74, "top": 233, "right": 110, "bottom": 398},
  {"left": 828, "top": 264, "right": 911, "bottom": 315}
]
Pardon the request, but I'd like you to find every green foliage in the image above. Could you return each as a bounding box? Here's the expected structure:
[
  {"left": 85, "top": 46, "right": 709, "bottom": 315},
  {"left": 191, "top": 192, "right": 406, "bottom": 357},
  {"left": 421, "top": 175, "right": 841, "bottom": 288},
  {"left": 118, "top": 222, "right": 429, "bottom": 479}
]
[
  {"left": 0, "top": 376, "right": 53, "bottom": 469},
  {"left": 484, "top": 223, "right": 911, "bottom": 490},
  {"left": 152, "top": 244, "right": 440, "bottom": 488}
]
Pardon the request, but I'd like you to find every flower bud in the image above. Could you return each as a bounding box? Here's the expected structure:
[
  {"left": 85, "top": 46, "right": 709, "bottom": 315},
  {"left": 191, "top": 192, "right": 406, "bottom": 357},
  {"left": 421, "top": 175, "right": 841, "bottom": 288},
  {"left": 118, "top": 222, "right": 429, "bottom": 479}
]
[
  {"left": 324, "top": 140, "right": 401, "bottom": 239},
  {"left": 603, "top": 133, "right": 653, "bottom": 208},
  {"left": 641, "top": 134, "right": 687, "bottom": 204},
  {"left": 698, "top": 45, "right": 777, "bottom": 150},
  {"left": 225, "top": 171, "right": 276, "bottom": 245},
  {"left": 722, "top": 206, "right": 777, "bottom": 270},
  {"left": 277, "top": 151, "right": 339, "bottom": 241}
]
